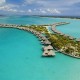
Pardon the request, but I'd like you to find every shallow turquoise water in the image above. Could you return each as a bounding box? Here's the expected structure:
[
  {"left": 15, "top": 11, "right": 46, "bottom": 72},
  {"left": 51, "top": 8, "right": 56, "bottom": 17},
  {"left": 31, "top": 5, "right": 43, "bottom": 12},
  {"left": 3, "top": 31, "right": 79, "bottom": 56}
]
[
  {"left": 0, "top": 16, "right": 80, "bottom": 80},
  {"left": 0, "top": 16, "right": 80, "bottom": 38},
  {"left": 56, "top": 19, "right": 80, "bottom": 38}
]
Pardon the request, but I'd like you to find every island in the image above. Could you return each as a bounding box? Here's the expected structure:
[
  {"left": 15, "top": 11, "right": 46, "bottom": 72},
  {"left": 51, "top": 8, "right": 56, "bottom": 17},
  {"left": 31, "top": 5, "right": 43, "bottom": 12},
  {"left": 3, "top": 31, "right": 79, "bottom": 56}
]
[{"left": 0, "top": 22, "right": 80, "bottom": 58}]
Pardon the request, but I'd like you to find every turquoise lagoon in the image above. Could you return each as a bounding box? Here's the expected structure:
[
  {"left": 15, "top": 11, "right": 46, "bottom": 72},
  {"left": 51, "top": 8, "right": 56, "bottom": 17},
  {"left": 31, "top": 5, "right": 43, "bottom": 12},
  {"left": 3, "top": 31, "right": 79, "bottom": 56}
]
[{"left": 0, "top": 16, "right": 80, "bottom": 80}]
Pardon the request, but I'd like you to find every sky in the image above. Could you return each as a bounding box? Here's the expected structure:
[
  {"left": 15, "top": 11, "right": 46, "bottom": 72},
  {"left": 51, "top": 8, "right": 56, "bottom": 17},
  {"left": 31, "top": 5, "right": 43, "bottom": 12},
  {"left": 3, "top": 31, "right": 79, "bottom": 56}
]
[{"left": 0, "top": 0, "right": 80, "bottom": 16}]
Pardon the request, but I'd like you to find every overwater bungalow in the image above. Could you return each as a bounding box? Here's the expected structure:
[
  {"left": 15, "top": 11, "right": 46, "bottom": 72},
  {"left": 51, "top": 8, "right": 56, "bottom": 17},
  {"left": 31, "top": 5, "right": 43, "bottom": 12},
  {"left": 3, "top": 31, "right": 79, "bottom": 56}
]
[
  {"left": 40, "top": 36, "right": 47, "bottom": 41},
  {"left": 47, "top": 45, "right": 53, "bottom": 50},
  {"left": 35, "top": 32, "right": 40, "bottom": 35},
  {"left": 42, "top": 45, "right": 55, "bottom": 57},
  {"left": 42, "top": 50, "right": 49, "bottom": 56},
  {"left": 48, "top": 50, "right": 55, "bottom": 56},
  {"left": 42, "top": 40, "right": 51, "bottom": 45},
  {"left": 43, "top": 45, "right": 53, "bottom": 51},
  {"left": 42, "top": 50, "right": 55, "bottom": 56}
]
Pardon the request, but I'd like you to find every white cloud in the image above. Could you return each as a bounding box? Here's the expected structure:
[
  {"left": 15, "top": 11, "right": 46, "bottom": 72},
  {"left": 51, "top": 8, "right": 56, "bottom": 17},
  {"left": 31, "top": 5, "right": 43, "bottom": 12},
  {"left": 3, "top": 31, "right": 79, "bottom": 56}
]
[
  {"left": 40, "top": 10, "right": 46, "bottom": 14},
  {"left": 0, "top": 4, "right": 19, "bottom": 12},
  {"left": 0, "top": 6, "right": 17, "bottom": 12},
  {"left": 0, "top": 0, "right": 5, "bottom": 4},
  {"left": 0, "top": 3, "right": 27, "bottom": 14},
  {"left": 0, "top": 5, "right": 9, "bottom": 10},
  {"left": 54, "top": 9, "right": 61, "bottom": 14},
  {"left": 27, "top": 9, "right": 32, "bottom": 13},
  {"left": 46, "top": 9, "right": 61, "bottom": 14},
  {"left": 7, "top": 9, "right": 17, "bottom": 12},
  {"left": 39, "top": 9, "right": 46, "bottom": 14},
  {"left": 38, "top": 8, "right": 61, "bottom": 14},
  {"left": 26, "top": 8, "right": 61, "bottom": 14}
]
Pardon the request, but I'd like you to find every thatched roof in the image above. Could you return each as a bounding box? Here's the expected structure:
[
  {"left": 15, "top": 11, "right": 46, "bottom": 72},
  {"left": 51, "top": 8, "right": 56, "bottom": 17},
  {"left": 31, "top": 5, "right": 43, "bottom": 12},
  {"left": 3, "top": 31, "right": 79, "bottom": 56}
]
[
  {"left": 43, "top": 45, "right": 53, "bottom": 50},
  {"left": 42, "top": 50, "right": 48, "bottom": 56},
  {"left": 43, "top": 40, "right": 51, "bottom": 45},
  {"left": 47, "top": 45, "right": 53, "bottom": 50},
  {"left": 48, "top": 50, "right": 55, "bottom": 56}
]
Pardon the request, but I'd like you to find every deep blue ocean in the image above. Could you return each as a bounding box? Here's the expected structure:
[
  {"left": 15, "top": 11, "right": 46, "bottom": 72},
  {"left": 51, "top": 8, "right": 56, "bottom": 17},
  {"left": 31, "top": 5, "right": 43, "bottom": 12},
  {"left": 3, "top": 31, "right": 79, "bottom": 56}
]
[{"left": 0, "top": 16, "right": 80, "bottom": 80}]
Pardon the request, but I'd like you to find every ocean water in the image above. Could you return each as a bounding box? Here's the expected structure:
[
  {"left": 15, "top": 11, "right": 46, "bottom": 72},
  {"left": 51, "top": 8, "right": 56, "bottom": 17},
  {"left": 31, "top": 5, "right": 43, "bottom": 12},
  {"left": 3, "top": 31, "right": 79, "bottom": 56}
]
[
  {"left": 56, "top": 19, "right": 80, "bottom": 38},
  {"left": 1, "top": 16, "right": 80, "bottom": 38},
  {"left": 0, "top": 16, "right": 80, "bottom": 80}
]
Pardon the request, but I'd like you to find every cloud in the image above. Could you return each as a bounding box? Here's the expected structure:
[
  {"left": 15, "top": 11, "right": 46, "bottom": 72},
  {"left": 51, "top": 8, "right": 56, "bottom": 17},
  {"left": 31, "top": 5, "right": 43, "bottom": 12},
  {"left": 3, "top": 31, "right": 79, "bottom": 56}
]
[
  {"left": 39, "top": 9, "right": 46, "bottom": 14},
  {"left": 0, "top": 6, "right": 17, "bottom": 12},
  {"left": 0, "top": 4, "right": 19, "bottom": 13},
  {"left": 38, "top": 8, "right": 61, "bottom": 14},
  {"left": 25, "top": 8, "right": 61, "bottom": 15},
  {"left": 0, "top": 0, "right": 80, "bottom": 15},
  {"left": 27, "top": 9, "right": 32, "bottom": 13},
  {"left": 46, "top": 9, "right": 61, "bottom": 14},
  {"left": 0, "top": 0, "right": 5, "bottom": 4}
]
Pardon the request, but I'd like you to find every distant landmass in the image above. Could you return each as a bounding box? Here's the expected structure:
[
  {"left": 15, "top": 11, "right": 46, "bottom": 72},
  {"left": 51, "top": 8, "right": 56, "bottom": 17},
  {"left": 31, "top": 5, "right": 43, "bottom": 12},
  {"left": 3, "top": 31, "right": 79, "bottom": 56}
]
[
  {"left": 33, "top": 15, "right": 80, "bottom": 19},
  {"left": 0, "top": 14, "right": 80, "bottom": 19}
]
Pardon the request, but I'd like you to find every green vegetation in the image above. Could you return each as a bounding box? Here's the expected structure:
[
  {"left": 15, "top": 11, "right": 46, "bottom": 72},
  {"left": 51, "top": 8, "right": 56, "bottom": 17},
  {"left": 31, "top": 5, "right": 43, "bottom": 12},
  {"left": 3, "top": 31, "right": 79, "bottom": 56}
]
[
  {"left": 26, "top": 25, "right": 48, "bottom": 33},
  {"left": 26, "top": 25, "right": 80, "bottom": 57},
  {"left": 48, "top": 33, "right": 80, "bottom": 57}
]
